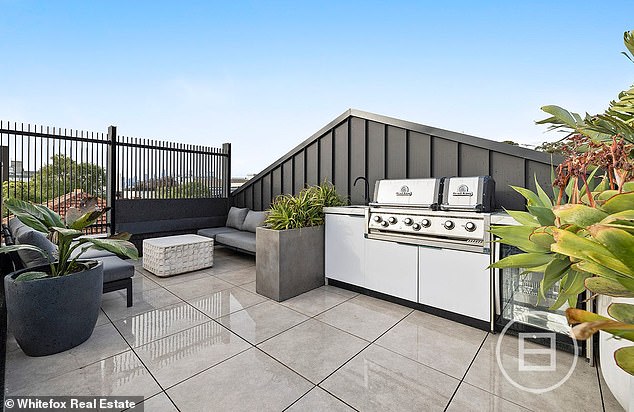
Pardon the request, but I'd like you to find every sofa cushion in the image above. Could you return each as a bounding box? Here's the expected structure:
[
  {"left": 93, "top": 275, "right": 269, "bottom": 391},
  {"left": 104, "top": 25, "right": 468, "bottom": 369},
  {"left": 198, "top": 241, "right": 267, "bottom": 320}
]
[
  {"left": 15, "top": 229, "right": 58, "bottom": 268},
  {"left": 8, "top": 217, "right": 29, "bottom": 241},
  {"left": 225, "top": 207, "right": 249, "bottom": 230},
  {"left": 215, "top": 231, "right": 256, "bottom": 253},
  {"left": 71, "top": 247, "right": 117, "bottom": 260},
  {"left": 197, "top": 226, "right": 239, "bottom": 240},
  {"left": 241, "top": 211, "right": 267, "bottom": 233},
  {"left": 98, "top": 256, "right": 135, "bottom": 283}
]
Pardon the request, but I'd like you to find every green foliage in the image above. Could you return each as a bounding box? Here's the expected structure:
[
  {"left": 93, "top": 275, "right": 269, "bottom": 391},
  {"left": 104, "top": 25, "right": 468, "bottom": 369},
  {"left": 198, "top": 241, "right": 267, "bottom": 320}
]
[
  {"left": 1, "top": 198, "right": 138, "bottom": 280},
  {"left": 264, "top": 182, "right": 347, "bottom": 230}
]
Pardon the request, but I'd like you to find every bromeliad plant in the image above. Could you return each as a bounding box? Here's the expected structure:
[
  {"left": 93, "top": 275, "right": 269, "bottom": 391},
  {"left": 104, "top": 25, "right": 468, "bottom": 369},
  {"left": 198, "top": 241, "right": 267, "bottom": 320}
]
[
  {"left": 491, "top": 29, "right": 634, "bottom": 376},
  {"left": 1, "top": 198, "right": 138, "bottom": 281},
  {"left": 265, "top": 182, "right": 347, "bottom": 230}
]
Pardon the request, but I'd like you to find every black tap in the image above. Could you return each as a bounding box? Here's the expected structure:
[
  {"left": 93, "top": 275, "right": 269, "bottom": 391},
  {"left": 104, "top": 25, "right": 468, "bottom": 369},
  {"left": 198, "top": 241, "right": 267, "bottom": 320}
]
[{"left": 353, "top": 176, "right": 370, "bottom": 205}]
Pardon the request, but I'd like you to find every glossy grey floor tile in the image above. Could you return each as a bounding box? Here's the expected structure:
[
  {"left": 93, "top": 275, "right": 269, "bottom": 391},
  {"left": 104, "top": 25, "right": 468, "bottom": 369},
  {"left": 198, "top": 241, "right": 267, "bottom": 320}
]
[
  {"left": 95, "top": 309, "right": 110, "bottom": 326},
  {"left": 113, "top": 302, "right": 209, "bottom": 347},
  {"left": 280, "top": 287, "right": 351, "bottom": 317},
  {"left": 102, "top": 274, "right": 160, "bottom": 303},
  {"left": 464, "top": 334, "right": 603, "bottom": 411},
  {"left": 218, "top": 300, "right": 308, "bottom": 344},
  {"left": 101, "top": 286, "right": 181, "bottom": 321},
  {"left": 215, "top": 265, "right": 256, "bottom": 286},
  {"left": 315, "top": 294, "right": 413, "bottom": 341},
  {"left": 135, "top": 321, "right": 250, "bottom": 388},
  {"left": 322, "top": 344, "right": 459, "bottom": 411},
  {"left": 140, "top": 392, "right": 179, "bottom": 412},
  {"left": 287, "top": 387, "right": 355, "bottom": 412},
  {"left": 322, "top": 285, "right": 359, "bottom": 298},
  {"left": 8, "top": 350, "right": 161, "bottom": 398},
  {"left": 375, "top": 311, "right": 488, "bottom": 378},
  {"left": 188, "top": 287, "right": 267, "bottom": 319},
  {"left": 239, "top": 280, "right": 257, "bottom": 293},
  {"left": 163, "top": 276, "right": 233, "bottom": 300},
  {"left": 599, "top": 363, "right": 627, "bottom": 412},
  {"left": 6, "top": 323, "right": 131, "bottom": 395},
  {"left": 258, "top": 319, "right": 368, "bottom": 383},
  {"left": 446, "top": 383, "right": 530, "bottom": 411},
  {"left": 139, "top": 268, "right": 211, "bottom": 286},
  {"left": 167, "top": 348, "right": 312, "bottom": 412}
]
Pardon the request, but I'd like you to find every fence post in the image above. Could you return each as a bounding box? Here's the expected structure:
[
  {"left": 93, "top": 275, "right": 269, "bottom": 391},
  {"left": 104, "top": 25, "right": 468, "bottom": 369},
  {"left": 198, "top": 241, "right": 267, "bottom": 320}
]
[
  {"left": 107, "top": 126, "right": 117, "bottom": 235},
  {"left": 222, "top": 143, "right": 231, "bottom": 197}
]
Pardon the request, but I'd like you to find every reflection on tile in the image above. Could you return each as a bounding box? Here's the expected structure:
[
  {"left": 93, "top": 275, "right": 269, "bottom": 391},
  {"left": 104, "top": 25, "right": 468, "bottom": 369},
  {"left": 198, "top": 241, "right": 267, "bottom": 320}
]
[
  {"left": 315, "top": 295, "right": 413, "bottom": 341},
  {"left": 9, "top": 350, "right": 161, "bottom": 398},
  {"left": 5, "top": 323, "right": 129, "bottom": 395},
  {"left": 95, "top": 309, "right": 110, "bottom": 327},
  {"left": 101, "top": 287, "right": 181, "bottom": 321},
  {"left": 164, "top": 276, "right": 233, "bottom": 301},
  {"left": 375, "top": 311, "right": 487, "bottom": 378},
  {"left": 140, "top": 392, "right": 179, "bottom": 412},
  {"left": 464, "top": 335, "right": 603, "bottom": 411},
  {"left": 258, "top": 319, "right": 367, "bottom": 383},
  {"left": 167, "top": 348, "right": 312, "bottom": 412},
  {"left": 280, "top": 288, "right": 351, "bottom": 317},
  {"left": 322, "top": 285, "right": 359, "bottom": 299},
  {"left": 140, "top": 269, "right": 211, "bottom": 286},
  {"left": 218, "top": 301, "right": 308, "bottom": 344},
  {"left": 188, "top": 287, "right": 267, "bottom": 319},
  {"left": 215, "top": 266, "right": 256, "bottom": 286},
  {"left": 287, "top": 387, "right": 354, "bottom": 412},
  {"left": 113, "top": 302, "right": 209, "bottom": 347},
  {"left": 446, "top": 383, "right": 530, "bottom": 411},
  {"left": 321, "top": 344, "right": 459, "bottom": 411},
  {"left": 135, "top": 321, "right": 250, "bottom": 388},
  {"left": 102, "top": 274, "right": 160, "bottom": 305}
]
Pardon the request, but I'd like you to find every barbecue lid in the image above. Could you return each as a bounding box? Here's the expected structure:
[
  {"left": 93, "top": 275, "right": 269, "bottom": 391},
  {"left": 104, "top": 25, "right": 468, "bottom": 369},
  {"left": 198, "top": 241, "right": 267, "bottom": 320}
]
[
  {"left": 440, "top": 176, "right": 495, "bottom": 212},
  {"left": 372, "top": 178, "right": 442, "bottom": 208}
]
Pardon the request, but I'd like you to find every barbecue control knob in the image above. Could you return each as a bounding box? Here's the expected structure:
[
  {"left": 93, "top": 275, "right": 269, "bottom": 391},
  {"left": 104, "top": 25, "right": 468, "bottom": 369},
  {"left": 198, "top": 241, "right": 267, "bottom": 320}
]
[
  {"left": 443, "top": 220, "right": 455, "bottom": 230},
  {"left": 412, "top": 223, "right": 421, "bottom": 231},
  {"left": 373, "top": 215, "right": 383, "bottom": 223},
  {"left": 465, "top": 222, "right": 477, "bottom": 232},
  {"left": 403, "top": 218, "right": 413, "bottom": 226},
  {"left": 388, "top": 217, "right": 398, "bottom": 224},
  {"left": 421, "top": 219, "right": 431, "bottom": 228},
  {"left": 380, "top": 221, "right": 389, "bottom": 227}
]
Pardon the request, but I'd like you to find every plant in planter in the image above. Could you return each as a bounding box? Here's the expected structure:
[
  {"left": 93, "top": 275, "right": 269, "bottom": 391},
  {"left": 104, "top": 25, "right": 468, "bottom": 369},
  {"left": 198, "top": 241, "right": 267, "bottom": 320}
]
[
  {"left": 491, "top": 30, "right": 634, "bottom": 379},
  {"left": 256, "top": 182, "right": 347, "bottom": 301},
  {"left": 1, "top": 198, "right": 138, "bottom": 356}
]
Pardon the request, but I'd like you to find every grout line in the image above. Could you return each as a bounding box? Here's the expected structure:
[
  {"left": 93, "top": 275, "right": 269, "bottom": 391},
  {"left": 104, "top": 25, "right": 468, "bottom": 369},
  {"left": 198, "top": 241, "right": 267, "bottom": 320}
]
[
  {"left": 595, "top": 357, "right": 607, "bottom": 412},
  {"left": 443, "top": 332, "right": 489, "bottom": 412}
]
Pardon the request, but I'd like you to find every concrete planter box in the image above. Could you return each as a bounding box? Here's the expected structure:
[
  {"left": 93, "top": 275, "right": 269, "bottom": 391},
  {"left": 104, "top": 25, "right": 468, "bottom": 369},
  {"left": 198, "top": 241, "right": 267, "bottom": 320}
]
[{"left": 256, "top": 225, "right": 325, "bottom": 301}]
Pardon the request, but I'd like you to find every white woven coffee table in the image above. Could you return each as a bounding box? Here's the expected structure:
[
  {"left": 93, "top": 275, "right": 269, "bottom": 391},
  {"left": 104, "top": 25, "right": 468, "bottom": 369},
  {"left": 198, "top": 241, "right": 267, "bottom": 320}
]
[{"left": 143, "top": 234, "right": 214, "bottom": 277}]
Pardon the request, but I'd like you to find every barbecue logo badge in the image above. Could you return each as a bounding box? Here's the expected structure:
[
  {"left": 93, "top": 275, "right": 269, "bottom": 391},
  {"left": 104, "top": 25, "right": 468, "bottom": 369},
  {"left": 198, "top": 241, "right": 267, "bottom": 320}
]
[
  {"left": 453, "top": 184, "right": 473, "bottom": 197},
  {"left": 396, "top": 185, "right": 412, "bottom": 196}
]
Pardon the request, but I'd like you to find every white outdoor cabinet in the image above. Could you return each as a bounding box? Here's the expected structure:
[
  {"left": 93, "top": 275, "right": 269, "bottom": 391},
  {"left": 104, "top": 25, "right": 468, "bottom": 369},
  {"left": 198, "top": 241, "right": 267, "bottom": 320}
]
[
  {"left": 418, "top": 246, "right": 491, "bottom": 322},
  {"left": 325, "top": 213, "right": 366, "bottom": 287},
  {"left": 364, "top": 238, "right": 418, "bottom": 302}
]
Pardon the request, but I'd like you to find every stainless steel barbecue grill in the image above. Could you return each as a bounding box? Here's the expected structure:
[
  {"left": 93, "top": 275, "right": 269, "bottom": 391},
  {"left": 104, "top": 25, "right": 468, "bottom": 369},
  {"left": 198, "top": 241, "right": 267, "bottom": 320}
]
[{"left": 366, "top": 176, "right": 496, "bottom": 253}]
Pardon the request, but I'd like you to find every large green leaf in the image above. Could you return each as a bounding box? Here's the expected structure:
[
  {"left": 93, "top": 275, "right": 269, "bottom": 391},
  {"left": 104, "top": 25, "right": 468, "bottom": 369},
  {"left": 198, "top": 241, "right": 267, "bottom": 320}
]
[
  {"left": 614, "top": 346, "right": 634, "bottom": 376},
  {"left": 541, "top": 258, "right": 571, "bottom": 300},
  {"left": 608, "top": 303, "right": 634, "bottom": 324},
  {"left": 504, "top": 209, "right": 540, "bottom": 227},
  {"left": 534, "top": 176, "right": 553, "bottom": 208},
  {"left": 4, "top": 199, "right": 49, "bottom": 233},
  {"left": 574, "top": 260, "right": 631, "bottom": 281},
  {"left": 539, "top": 105, "right": 579, "bottom": 129},
  {"left": 553, "top": 204, "right": 608, "bottom": 227},
  {"left": 50, "top": 226, "right": 83, "bottom": 239},
  {"left": 566, "top": 308, "right": 634, "bottom": 342},
  {"left": 511, "top": 186, "right": 543, "bottom": 207},
  {"left": 34, "top": 204, "right": 64, "bottom": 228},
  {"left": 585, "top": 277, "right": 634, "bottom": 297},
  {"left": 15, "top": 271, "right": 49, "bottom": 281},
  {"left": 489, "top": 252, "right": 554, "bottom": 269},
  {"left": 69, "top": 208, "right": 109, "bottom": 231},
  {"left": 527, "top": 205, "right": 556, "bottom": 226},
  {"left": 490, "top": 225, "right": 550, "bottom": 253},
  {"left": 602, "top": 192, "right": 634, "bottom": 214},
  {"left": 84, "top": 238, "right": 138, "bottom": 259},
  {"left": 0, "top": 244, "right": 49, "bottom": 261},
  {"left": 588, "top": 225, "right": 634, "bottom": 275},
  {"left": 600, "top": 209, "right": 634, "bottom": 224}
]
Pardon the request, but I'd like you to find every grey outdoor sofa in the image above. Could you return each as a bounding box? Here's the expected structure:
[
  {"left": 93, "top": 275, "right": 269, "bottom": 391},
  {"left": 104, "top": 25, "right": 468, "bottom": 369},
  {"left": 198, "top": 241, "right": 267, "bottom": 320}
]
[
  {"left": 197, "top": 207, "right": 267, "bottom": 255},
  {"left": 6, "top": 218, "right": 135, "bottom": 307}
]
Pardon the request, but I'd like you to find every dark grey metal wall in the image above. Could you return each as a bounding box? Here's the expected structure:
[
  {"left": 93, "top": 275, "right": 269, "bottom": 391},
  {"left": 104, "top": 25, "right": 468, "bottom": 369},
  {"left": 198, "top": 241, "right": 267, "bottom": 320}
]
[{"left": 231, "top": 109, "right": 560, "bottom": 211}]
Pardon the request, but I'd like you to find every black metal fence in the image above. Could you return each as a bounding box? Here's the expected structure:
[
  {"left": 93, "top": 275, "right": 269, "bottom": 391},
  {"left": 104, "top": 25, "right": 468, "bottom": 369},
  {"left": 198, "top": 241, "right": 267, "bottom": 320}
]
[{"left": 0, "top": 121, "right": 230, "bottom": 234}]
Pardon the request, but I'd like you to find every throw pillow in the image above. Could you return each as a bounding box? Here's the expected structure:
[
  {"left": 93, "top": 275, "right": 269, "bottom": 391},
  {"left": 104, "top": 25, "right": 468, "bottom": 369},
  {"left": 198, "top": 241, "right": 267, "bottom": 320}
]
[
  {"left": 16, "top": 229, "right": 58, "bottom": 268},
  {"left": 225, "top": 207, "right": 249, "bottom": 230},
  {"left": 241, "top": 211, "right": 268, "bottom": 233}
]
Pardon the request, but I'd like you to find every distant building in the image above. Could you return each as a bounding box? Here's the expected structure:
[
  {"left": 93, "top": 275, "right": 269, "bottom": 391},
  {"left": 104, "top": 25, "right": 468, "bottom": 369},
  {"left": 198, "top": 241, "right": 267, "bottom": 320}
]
[
  {"left": 231, "top": 175, "right": 254, "bottom": 192},
  {"left": 9, "top": 161, "right": 35, "bottom": 182}
]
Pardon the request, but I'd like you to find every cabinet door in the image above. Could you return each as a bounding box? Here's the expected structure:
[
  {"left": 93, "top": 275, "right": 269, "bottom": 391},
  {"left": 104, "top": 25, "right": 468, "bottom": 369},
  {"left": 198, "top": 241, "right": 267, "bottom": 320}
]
[
  {"left": 419, "top": 247, "right": 491, "bottom": 322},
  {"left": 364, "top": 239, "right": 418, "bottom": 302},
  {"left": 325, "top": 214, "right": 366, "bottom": 287}
]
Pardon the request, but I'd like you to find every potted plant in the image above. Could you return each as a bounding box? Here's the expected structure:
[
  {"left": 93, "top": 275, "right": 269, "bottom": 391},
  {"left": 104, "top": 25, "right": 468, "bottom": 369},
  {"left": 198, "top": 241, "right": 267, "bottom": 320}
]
[
  {"left": 491, "top": 29, "right": 634, "bottom": 410},
  {"left": 256, "top": 182, "right": 347, "bottom": 301},
  {"left": 1, "top": 198, "right": 138, "bottom": 356}
]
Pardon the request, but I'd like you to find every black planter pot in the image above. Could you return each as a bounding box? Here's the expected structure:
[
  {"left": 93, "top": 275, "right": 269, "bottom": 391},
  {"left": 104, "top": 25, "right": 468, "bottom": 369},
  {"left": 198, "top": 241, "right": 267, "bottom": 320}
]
[{"left": 4, "top": 261, "right": 103, "bottom": 356}]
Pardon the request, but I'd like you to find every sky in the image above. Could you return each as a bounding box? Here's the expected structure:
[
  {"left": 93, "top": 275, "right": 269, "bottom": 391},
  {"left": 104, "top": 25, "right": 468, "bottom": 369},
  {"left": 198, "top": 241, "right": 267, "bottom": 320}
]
[{"left": 1, "top": 1, "right": 632, "bottom": 176}]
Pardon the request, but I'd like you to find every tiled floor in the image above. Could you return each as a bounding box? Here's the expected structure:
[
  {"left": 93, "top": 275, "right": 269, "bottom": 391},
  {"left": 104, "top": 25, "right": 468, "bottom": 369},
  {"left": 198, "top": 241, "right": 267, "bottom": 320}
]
[{"left": 4, "top": 248, "right": 622, "bottom": 411}]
